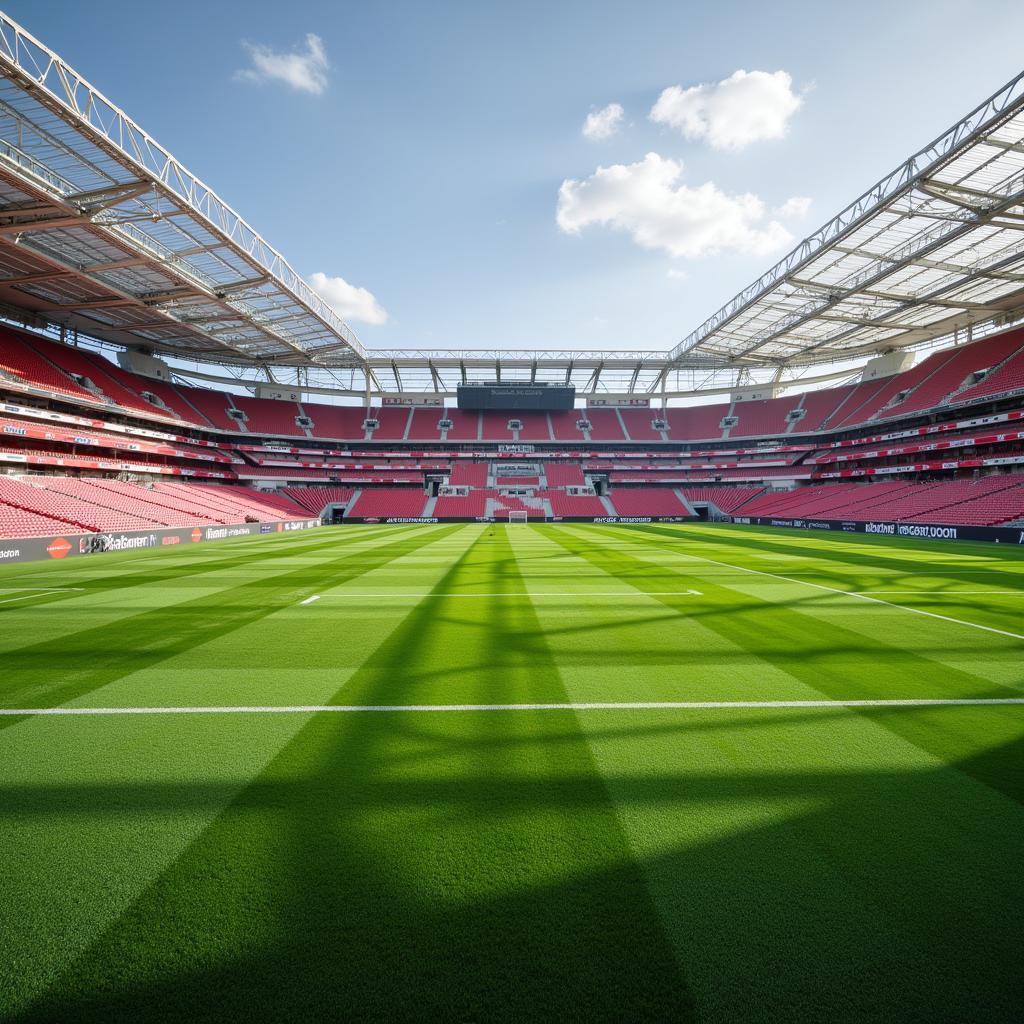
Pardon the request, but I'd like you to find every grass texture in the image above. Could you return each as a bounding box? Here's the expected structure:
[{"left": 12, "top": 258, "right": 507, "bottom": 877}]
[{"left": 0, "top": 521, "right": 1022, "bottom": 1022}]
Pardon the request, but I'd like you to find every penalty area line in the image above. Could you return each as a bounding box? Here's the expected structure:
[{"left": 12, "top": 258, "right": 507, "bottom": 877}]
[
  {"left": 3, "top": 698, "right": 1023, "bottom": 716},
  {"left": 0, "top": 587, "right": 84, "bottom": 592},
  {"left": 300, "top": 590, "right": 703, "bottom": 603},
  {"left": 662, "top": 546, "right": 1024, "bottom": 643},
  {"left": 853, "top": 590, "right": 1024, "bottom": 596},
  {"left": 0, "top": 588, "right": 84, "bottom": 606}
]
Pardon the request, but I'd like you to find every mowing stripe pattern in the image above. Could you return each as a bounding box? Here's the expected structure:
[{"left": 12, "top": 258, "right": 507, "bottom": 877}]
[{"left": 0, "top": 522, "right": 1021, "bottom": 1023}]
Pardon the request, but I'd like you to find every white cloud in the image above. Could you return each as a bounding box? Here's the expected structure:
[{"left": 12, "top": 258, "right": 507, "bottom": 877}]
[
  {"left": 650, "top": 70, "right": 801, "bottom": 150},
  {"left": 556, "top": 152, "right": 791, "bottom": 259},
  {"left": 308, "top": 272, "right": 389, "bottom": 325},
  {"left": 582, "top": 103, "right": 624, "bottom": 141},
  {"left": 775, "top": 195, "right": 812, "bottom": 219},
  {"left": 666, "top": 268, "right": 689, "bottom": 281},
  {"left": 237, "top": 34, "right": 329, "bottom": 95}
]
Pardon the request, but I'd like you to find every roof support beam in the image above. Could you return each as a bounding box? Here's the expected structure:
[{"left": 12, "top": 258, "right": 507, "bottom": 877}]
[
  {"left": 31, "top": 297, "right": 138, "bottom": 311},
  {"left": 666, "top": 68, "right": 1024, "bottom": 365},
  {"left": 214, "top": 276, "right": 271, "bottom": 298},
  {"left": 731, "top": 178, "right": 1024, "bottom": 361},
  {"left": 0, "top": 215, "right": 89, "bottom": 235},
  {"left": 66, "top": 180, "right": 150, "bottom": 213},
  {"left": 0, "top": 269, "right": 69, "bottom": 285},
  {"left": 85, "top": 257, "right": 150, "bottom": 273}
]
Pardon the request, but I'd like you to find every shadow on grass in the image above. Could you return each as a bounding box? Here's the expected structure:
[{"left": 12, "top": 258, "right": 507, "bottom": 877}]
[
  {"left": 5, "top": 526, "right": 1024, "bottom": 1022},
  {"left": 7, "top": 725, "right": 1023, "bottom": 1023},
  {"left": 619, "top": 521, "right": 1024, "bottom": 582},
  {"left": 10, "top": 527, "right": 694, "bottom": 1023},
  {"left": 0, "top": 526, "right": 467, "bottom": 725}
]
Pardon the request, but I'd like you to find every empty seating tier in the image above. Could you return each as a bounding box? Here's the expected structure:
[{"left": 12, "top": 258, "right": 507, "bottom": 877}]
[
  {"left": 882, "top": 330, "right": 1024, "bottom": 419},
  {"left": 581, "top": 409, "right": 625, "bottom": 441},
  {"left": 516, "top": 412, "right": 552, "bottom": 441},
  {"left": 0, "top": 331, "right": 96, "bottom": 402},
  {"left": 444, "top": 410, "right": 481, "bottom": 441},
  {"left": 282, "top": 487, "right": 355, "bottom": 514},
  {"left": 434, "top": 492, "right": 488, "bottom": 518},
  {"left": 681, "top": 486, "right": 763, "bottom": 513},
  {"left": 369, "top": 407, "right": 412, "bottom": 441},
  {"left": 666, "top": 405, "right": 729, "bottom": 441},
  {"left": 544, "top": 490, "right": 606, "bottom": 517},
  {"left": 549, "top": 410, "right": 586, "bottom": 441},
  {"left": 407, "top": 408, "right": 445, "bottom": 441},
  {"left": 230, "top": 396, "right": 306, "bottom": 437},
  {"left": 609, "top": 488, "right": 691, "bottom": 517},
  {"left": 618, "top": 409, "right": 664, "bottom": 442},
  {"left": 730, "top": 398, "right": 800, "bottom": 438},
  {"left": 174, "top": 386, "right": 241, "bottom": 432},
  {"left": 739, "top": 476, "right": 1024, "bottom": 526},
  {"left": 544, "top": 462, "right": 585, "bottom": 487},
  {"left": 480, "top": 411, "right": 515, "bottom": 441},
  {"left": 449, "top": 463, "right": 489, "bottom": 487},
  {"left": 792, "top": 384, "right": 856, "bottom": 432},
  {"left": 346, "top": 488, "right": 427, "bottom": 518}
]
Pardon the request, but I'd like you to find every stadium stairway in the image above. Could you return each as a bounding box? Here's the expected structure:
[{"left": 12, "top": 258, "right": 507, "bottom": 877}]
[
  {"left": 784, "top": 392, "right": 807, "bottom": 434},
  {"left": 673, "top": 488, "right": 697, "bottom": 516}
]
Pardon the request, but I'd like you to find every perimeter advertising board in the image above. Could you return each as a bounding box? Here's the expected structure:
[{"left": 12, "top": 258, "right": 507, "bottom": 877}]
[
  {"left": 728, "top": 515, "right": 1024, "bottom": 544},
  {"left": 342, "top": 516, "right": 692, "bottom": 525},
  {"left": 0, "top": 519, "right": 321, "bottom": 564}
]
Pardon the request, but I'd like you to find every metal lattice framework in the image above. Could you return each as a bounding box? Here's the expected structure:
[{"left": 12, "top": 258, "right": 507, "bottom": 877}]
[
  {"left": 0, "top": 10, "right": 1023, "bottom": 400},
  {"left": 670, "top": 74, "right": 1024, "bottom": 368},
  {"left": 0, "top": 13, "right": 366, "bottom": 371}
]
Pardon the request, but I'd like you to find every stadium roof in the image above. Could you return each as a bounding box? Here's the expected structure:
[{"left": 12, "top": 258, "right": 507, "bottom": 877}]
[
  {"left": 670, "top": 76, "right": 1024, "bottom": 368},
  {"left": 0, "top": 13, "right": 366, "bottom": 371},
  {"left": 0, "top": 11, "right": 1023, "bottom": 395}
]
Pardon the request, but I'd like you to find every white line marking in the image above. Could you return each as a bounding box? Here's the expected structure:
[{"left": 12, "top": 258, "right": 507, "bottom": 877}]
[
  {"left": 765, "top": 569, "right": 1018, "bottom": 576},
  {"left": 2, "top": 699, "right": 1022, "bottom": 716},
  {"left": 665, "top": 546, "right": 1024, "bottom": 643},
  {"left": 0, "top": 587, "right": 83, "bottom": 592},
  {"left": 853, "top": 591, "right": 1023, "bottom": 596},
  {"left": 0, "top": 588, "right": 83, "bottom": 606},
  {"left": 300, "top": 594, "right": 321, "bottom": 605},
  {"left": 305, "top": 590, "right": 704, "bottom": 599}
]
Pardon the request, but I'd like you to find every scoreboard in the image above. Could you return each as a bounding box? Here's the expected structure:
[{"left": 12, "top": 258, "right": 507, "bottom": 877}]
[{"left": 457, "top": 382, "right": 576, "bottom": 411}]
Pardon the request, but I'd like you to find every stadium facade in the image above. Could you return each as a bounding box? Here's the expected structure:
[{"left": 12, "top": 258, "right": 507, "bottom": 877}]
[{"left": 1, "top": 12, "right": 1024, "bottom": 555}]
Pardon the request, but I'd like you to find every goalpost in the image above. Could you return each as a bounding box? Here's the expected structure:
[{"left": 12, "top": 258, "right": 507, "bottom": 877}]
[{"left": 508, "top": 510, "right": 529, "bottom": 524}]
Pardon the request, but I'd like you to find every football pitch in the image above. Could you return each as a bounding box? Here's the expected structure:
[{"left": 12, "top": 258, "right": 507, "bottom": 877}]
[{"left": 1, "top": 521, "right": 1022, "bottom": 1022}]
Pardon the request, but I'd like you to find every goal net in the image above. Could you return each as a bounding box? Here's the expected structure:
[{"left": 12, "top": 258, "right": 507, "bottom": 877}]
[{"left": 508, "top": 510, "right": 529, "bottom": 524}]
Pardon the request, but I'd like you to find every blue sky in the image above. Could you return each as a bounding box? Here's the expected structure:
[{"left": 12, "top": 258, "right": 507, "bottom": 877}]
[{"left": 11, "top": 0, "right": 1024, "bottom": 354}]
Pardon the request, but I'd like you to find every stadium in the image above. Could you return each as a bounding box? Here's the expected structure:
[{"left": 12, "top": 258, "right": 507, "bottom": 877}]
[{"left": 0, "top": 5, "right": 1022, "bottom": 1022}]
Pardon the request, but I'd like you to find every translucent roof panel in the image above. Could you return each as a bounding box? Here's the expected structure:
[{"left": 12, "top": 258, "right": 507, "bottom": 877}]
[
  {"left": 670, "top": 71, "right": 1024, "bottom": 368},
  {"left": 0, "top": 13, "right": 366, "bottom": 369}
]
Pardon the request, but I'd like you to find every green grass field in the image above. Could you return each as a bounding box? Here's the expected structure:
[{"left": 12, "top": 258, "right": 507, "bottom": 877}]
[{"left": 1, "top": 521, "right": 1022, "bottom": 1022}]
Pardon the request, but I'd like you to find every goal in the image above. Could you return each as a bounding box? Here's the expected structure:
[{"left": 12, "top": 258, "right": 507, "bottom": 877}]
[{"left": 507, "top": 510, "right": 529, "bottom": 524}]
